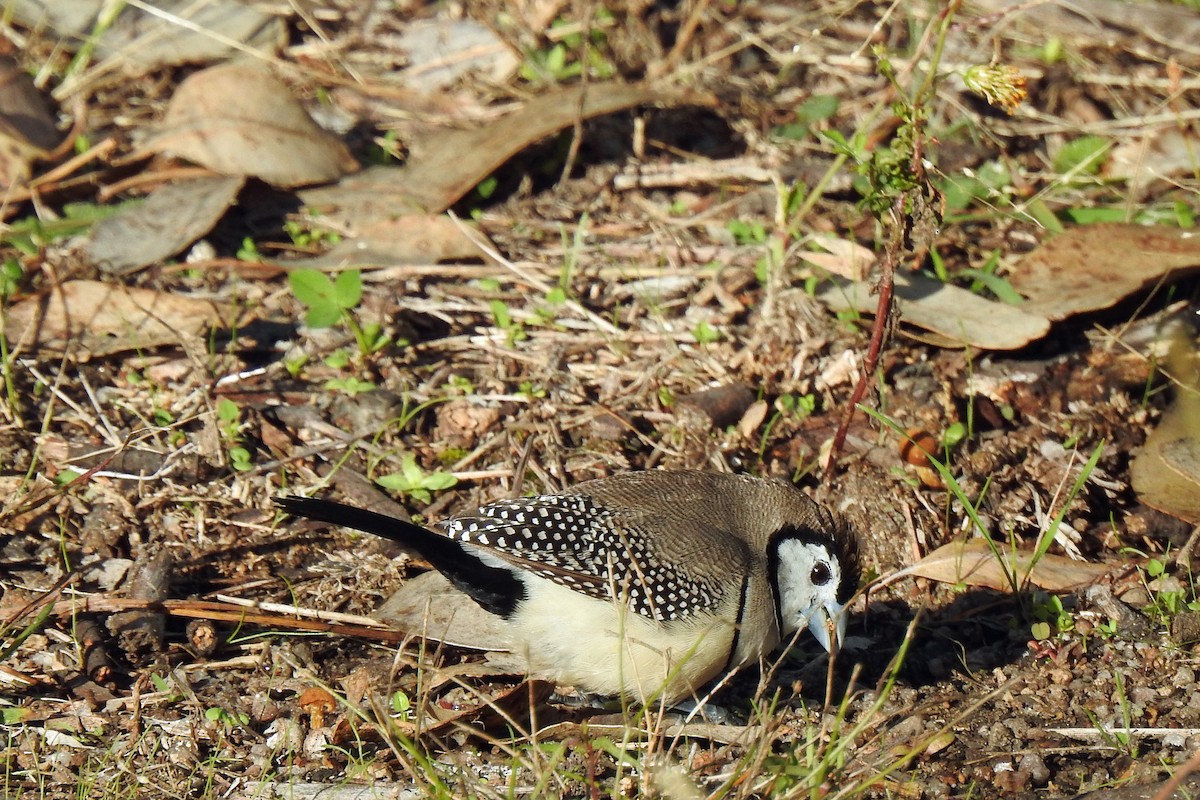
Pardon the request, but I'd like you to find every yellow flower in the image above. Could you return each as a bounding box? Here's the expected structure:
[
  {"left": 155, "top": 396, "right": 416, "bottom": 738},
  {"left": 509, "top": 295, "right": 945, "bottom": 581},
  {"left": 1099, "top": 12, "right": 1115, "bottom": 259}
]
[{"left": 963, "top": 64, "right": 1028, "bottom": 114}]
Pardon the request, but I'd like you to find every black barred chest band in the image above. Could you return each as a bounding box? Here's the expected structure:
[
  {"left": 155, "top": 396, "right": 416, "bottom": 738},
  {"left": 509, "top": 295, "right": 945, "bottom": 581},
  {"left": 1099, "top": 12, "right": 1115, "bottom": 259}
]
[{"left": 443, "top": 494, "right": 722, "bottom": 621}]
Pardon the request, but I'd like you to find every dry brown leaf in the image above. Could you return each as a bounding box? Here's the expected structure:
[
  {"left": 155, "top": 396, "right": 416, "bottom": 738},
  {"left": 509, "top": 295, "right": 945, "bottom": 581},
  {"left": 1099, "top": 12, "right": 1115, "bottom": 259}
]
[
  {"left": 5, "top": 0, "right": 285, "bottom": 70},
  {"left": 143, "top": 62, "right": 358, "bottom": 189},
  {"left": 290, "top": 215, "right": 489, "bottom": 269},
  {"left": 300, "top": 82, "right": 706, "bottom": 223},
  {"left": 816, "top": 271, "right": 1052, "bottom": 350},
  {"left": 1010, "top": 224, "right": 1200, "bottom": 321},
  {"left": 899, "top": 539, "right": 1116, "bottom": 592},
  {"left": 4, "top": 0, "right": 99, "bottom": 41},
  {"left": 738, "top": 400, "right": 769, "bottom": 439},
  {"left": 1106, "top": 128, "right": 1200, "bottom": 195},
  {"left": 970, "top": 0, "right": 1200, "bottom": 59},
  {"left": 5, "top": 280, "right": 232, "bottom": 355},
  {"left": 96, "top": 0, "right": 285, "bottom": 70},
  {"left": 86, "top": 176, "right": 245, "bottom": 274},
  {"left": 801, "top": 234, "right": 876, "bottom": 281},
  {"left": 401, "top": 81, "right": 691, "bottom": 211},
  {"left": 1163, "top": 438, "right": 1200, "bottom": 485},
  {"left": 397, "top": 18, "right": 519, "bottom": 92}
]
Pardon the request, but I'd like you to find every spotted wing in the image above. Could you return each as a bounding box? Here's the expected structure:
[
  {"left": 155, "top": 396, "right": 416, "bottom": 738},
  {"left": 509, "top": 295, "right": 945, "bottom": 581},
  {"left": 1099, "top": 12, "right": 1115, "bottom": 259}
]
[{"left": 443, "top": 493, "right": 747, "bottom": 622}]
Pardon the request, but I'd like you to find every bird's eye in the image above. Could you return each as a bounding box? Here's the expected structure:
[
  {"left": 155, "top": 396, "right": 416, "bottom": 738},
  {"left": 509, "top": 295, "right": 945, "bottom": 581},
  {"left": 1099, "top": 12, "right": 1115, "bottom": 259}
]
[{"left": 810, "top": 562, "right": 832, "bottom": 586}]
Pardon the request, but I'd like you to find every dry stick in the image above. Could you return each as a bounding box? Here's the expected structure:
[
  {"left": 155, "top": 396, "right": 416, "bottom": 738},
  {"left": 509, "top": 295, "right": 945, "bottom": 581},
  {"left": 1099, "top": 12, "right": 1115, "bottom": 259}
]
[
  {"left": 27, "top": 137, "right": 115, "bottom": 191},
  {"left": 1150, "top": 746, "right": 1200, "bottom": 800},
  {"left": 648, "top": 0, "right": 712, "bottom": 80},
  {"left": 98, "top": 165, "right": 216, "bottom": 201},
  {"left": 824, "top": 3, "right": 954, "bottom": 474},
  {"left": 51, "top": 597, "right": 415, "bottom": 644},
  {"left": 825, "top": 194, "right": 901, "bottom": 476},
  {"left": 558, "top": 0, "right": 593, "bottom": 185},
  {"left": 826, "top": 92, "right": 942, "bottom": 474}
]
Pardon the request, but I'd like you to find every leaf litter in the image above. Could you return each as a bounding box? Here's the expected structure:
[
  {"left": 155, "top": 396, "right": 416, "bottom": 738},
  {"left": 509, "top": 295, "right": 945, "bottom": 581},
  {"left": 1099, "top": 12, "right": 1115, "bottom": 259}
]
[{"left": 1, "top": 2, "right": 1200, "bottom": 798}]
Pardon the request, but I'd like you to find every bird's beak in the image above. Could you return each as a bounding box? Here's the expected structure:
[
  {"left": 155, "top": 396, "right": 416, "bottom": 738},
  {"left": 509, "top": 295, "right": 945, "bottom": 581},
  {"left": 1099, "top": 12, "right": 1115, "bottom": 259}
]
[{"left": 806, "top": 602, "right": 847, "bottom": 653}]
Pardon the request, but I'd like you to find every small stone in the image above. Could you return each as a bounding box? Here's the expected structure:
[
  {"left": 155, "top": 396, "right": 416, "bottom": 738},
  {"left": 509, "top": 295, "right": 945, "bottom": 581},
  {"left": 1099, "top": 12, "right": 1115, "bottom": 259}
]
[
  {"left": 994, "top": 763, "right": 1028, "bottom": 792},
  {"left": 889, "top": 714, "right": 925, "bottom": 741},
  {"left": 1117, "top": 586, "right": 1152, "bottom": 607},
  {"left": 676, "top": 383, "right": 756, "bottom": 428},
  {"left": 1004, "top": 718, "right": 1029, "bottom": 738},
  {"left": 1049, "top": 668, "right": 1073, "bottom": 685},
  {"left": 1130, "top": 686, "right": 1157, "bottom": 705},
  {"left": 1020, "top": 752, "right": 1051, "bottom": 785},
  {"left": 1171, "top": 612, "right": 1200, "bottom": 644}
]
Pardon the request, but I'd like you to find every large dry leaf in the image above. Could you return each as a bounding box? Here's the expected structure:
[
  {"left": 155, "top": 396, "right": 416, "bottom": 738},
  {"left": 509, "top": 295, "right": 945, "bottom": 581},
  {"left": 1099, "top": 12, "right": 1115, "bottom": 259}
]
[
  {"left": 300, "top": 82, "right": 702, "bottom": 223},
  {"left": 6, "top": 0, "right": 284, "bottom": 69},
  {"left": 289, "top": 215, "right": 490, "bottom": 269},
  {"left": 897, "top": 539, "right": 1117, "bottom": 592},
  {"left": 97, "top": 0, "right": 285, "bottom": 70},
  {"left": 800, "top": 234, "right": 876, "bottom": 281},
  {"left": 143, "top": 62, "right": 358, "bottom": 189},
  {"left": 970, "top": 0, "right": 1200, "bottom": 62},
  {"left": 397, "top": 18, "right": 519, "bottom": 93},
  {"left": 5, "top": 281, "right": 232, "bottom": 355},
  {"left": 1106, "top": 128, "right": 1200, "bottom": 195},
  {"left": 1010, "top": 224, "right": 1200, "bottom": 321},
  {"left": 816, "top": 271, "right": 1051, "bottom": 350},
  {"left": 86, "top": 176, "right": 245, "bottom": 274},
  {"left": 4, "top": 0, "right": 101, "bottom": 41}
]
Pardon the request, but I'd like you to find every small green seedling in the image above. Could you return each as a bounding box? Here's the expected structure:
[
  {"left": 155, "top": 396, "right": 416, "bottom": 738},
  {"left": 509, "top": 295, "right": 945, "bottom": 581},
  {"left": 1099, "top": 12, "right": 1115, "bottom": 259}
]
[
  {"left": 216, "top": 397, "right": 253, "bottom": 472},
  {"left": 518, "top": 380, "right": 546, "bottom": 399},
  {"left": 726, "top": 219, "right": 768, "bottom": 245},
  {"left": 771, "top": 94, "right": 840, "bottom": 141},
  {"left": 1030, "top": 593, "right": 1074, "bottom": 640},
  {"left": 692, "top": 320, "right": 721, "bottom": 344},
  {"left": 376, "top": 454, "right": 458, "bottom": 504},
  {"left": 290, "top": 268, "right": 362, "bottom": 328},
  {"left": 324, "top": 377, "right": 376, "bottom": 396},
  {"left": 489, "top": 298, "right": 527, "bottom": 344},
  {"left": 289, "top": 268, "right": 390, "bottom": 356},
  {"left": 760, "top": 393, "right": 818, "bottom": 459},
  {"left": 205, "top": 706, "right": 249, "bottom": 731},
  {"left": 1053, "top": 136, "right": 1110, "bottom": 177},
  {"left": 390, "top": 690, "right": 412, "bottom": 718},
  {"left": 149, "top": 673, "right": 185, "bottom": 703},
  {"left": 283, "top": 220, "right": 341, "bottom": 249},
  {"left": 444, "top": 375, "right": 475, "bottom": 395},
  {"left": 236, "top": 236, "right": 264, "bottom": 262},
  {"left": 519, "top": 14, "right": 615, "bottom": 83}
]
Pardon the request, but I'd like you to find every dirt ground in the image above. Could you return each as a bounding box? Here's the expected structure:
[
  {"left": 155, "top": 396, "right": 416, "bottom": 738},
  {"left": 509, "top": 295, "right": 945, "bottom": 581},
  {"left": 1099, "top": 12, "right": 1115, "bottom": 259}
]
[{"left": 3, "top": 1, "right": 1200, "bottom": 798}]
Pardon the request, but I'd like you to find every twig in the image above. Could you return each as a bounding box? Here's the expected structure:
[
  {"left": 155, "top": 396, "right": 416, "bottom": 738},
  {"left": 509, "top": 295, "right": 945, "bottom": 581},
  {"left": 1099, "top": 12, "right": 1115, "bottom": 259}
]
[
  {"left": 1151, "top": 746, "right": 1200, "bottom": 800},
  {"left": 825, "top": 195, "right": 900, "bottom": 475},
  {"left": 52, "top": 596, "right": 416, "bottom": 644}
]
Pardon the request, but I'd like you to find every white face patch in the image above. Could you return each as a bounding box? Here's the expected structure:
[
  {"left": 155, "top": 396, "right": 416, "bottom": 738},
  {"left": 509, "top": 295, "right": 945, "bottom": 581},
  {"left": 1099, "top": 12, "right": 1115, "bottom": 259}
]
[{"left": 772, "top": 538, "right": 845, "bottom": 651}]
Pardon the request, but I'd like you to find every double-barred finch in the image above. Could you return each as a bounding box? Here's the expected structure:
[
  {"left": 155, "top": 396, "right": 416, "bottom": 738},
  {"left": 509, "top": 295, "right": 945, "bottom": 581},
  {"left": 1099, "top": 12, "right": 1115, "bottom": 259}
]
[{"left": 277, "top": 470, "right": 860, "bottom": 704}]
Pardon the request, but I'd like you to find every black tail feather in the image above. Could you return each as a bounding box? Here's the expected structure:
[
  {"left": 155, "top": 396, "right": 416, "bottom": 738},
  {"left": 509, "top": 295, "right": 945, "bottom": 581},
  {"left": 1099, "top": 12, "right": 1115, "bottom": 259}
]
[{"left": 275, "top": 497, "right": 526, "bottom": 618}]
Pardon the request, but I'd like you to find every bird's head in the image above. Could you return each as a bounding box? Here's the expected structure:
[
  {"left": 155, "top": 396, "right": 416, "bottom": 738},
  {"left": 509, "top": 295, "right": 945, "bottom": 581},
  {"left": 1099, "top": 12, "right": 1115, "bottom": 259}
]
[{"left": 769, "top": 525, "right": 859, "bottom": 652}]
